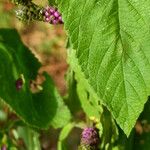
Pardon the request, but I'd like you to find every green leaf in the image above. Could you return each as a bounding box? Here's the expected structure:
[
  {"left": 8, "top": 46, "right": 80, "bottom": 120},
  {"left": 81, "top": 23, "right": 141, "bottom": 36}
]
[
  {"left": 58, "top": 123, "right": 74, "bottom": 150},
  {"left": 13, "top": 126, "right": 41, "bottom": 150},
  {"left": 66, "top": 69, "right": 81, "bottom": 115},
  {"left": 68, "top": 50, "right": 103, "bottom": 122},
  {"left": 0, "top": 29, "right": 71, "bottom": 129},
  {"left": 57, "top": 0, "right": 150, "bottom": 136}
]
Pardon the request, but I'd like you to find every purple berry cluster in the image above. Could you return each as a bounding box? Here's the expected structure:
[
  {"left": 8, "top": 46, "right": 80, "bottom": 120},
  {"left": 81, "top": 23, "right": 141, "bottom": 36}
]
[
  {"left": 43, "top": 6, "right": 63, "bottom": 24},
  {"left": 81, "top": 127, "right": 99, "bottom": 148}
]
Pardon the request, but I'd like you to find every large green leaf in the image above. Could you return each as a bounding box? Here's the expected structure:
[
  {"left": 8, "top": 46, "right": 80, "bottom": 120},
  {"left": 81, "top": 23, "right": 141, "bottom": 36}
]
[
  {"left": 57, "top": 0, "right": 150, "bottom": 135},
  {"left": 0, "top": 29, "right": 71, "bottom": 128}
]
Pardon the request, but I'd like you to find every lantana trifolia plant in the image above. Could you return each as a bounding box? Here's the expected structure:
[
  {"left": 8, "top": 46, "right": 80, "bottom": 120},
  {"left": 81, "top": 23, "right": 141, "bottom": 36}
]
[{"left": 1, "top": 0, "right": 150, "bottom": 149}]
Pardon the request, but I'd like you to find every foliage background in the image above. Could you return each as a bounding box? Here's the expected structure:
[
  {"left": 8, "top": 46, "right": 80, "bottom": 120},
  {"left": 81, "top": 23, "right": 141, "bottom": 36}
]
[{"left": 0, "top": 0, "right": 82, "bottom": 149}]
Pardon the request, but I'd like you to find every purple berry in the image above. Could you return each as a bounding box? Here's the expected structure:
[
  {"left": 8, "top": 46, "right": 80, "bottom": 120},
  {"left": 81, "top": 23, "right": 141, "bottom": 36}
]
[
  {"left": 45, "top": 11, "right": 50, "bottom": 17},
  {"left": 58, "top": 16, "right": 63, "bottom": 23},
  {"left": 45, "top": 17, "right": 50, "bottom": 22},
  {"left": 1, "top": 145, "right": 7, "bottom": 150},
  {"left": 49, "top": 7, "right": 55, "bottom": 14},
  {"left": 53, "top": 11, "right": 60, "bottom": 18},
  {"left": 81, "top": 127, "right": 99, "bottom": 148},
  {"left": 15, "top": 78, "right": 23, "bottom": 90},
  {"left": 52, "top": 19, "right": 58, "bottom": 24}
]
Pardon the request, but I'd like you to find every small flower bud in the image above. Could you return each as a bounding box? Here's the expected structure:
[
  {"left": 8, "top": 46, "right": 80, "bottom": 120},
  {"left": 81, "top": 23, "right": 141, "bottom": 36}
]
[
  {"left": 15, "top": 78, "right": 23, "bottom": 90},
  {"left": 15, "top": 2, "right": 44, "bottom": 22}
]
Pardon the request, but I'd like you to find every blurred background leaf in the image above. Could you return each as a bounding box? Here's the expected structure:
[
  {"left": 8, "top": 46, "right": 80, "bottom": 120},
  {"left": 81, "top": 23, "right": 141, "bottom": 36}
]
[{"left": 0, "top": 29, "right": 71, "bottom": 129}]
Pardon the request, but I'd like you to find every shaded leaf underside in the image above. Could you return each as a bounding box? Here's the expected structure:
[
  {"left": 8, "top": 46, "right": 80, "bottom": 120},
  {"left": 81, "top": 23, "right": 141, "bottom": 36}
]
[{"left": 57, "top": 0, "right": 150, "bottom": 135}]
